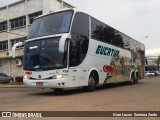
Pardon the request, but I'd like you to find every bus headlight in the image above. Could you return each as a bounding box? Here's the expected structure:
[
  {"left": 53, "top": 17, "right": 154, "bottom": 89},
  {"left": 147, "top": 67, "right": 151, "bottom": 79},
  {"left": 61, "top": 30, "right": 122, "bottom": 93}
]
[
  {"left": 52, "top": 74, "right": 67, "bottom": 79},
  {"left": 24, "top": 75, "right": 30, "bottom": 80}
]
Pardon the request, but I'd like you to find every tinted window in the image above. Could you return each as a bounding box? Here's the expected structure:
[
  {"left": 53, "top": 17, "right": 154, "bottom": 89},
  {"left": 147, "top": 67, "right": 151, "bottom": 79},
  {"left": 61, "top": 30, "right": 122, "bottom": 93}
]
[
  {"left": 145, "top": 66, "right": 157, "bottom": 71},
  {"left": 0, "top": 73, "right": 6, "bottom": 77},
  {"left": 27, "top": 11, "right": 73, "bottom": 39},
  {"left": 24, "top": 37, "right": 67, "bottom": 71},
  {"left": 121, "top": 34, "right": 130, "bottom": 50},
  {"left": 71, "top": 12, "right": 89, "bottom": 37},
  {"left": 91, "top": 18, "right": 124, "bottom": 48},
  {"left": 91, "top": 18, "right": 104, "bottom": 42},
  {"left": 70, "top": 12, "right": 89, "bottom": 67}
]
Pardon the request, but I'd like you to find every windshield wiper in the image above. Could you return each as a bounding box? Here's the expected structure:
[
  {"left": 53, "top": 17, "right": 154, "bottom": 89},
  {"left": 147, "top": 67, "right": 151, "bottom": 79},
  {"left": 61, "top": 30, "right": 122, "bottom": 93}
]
[{"left": 24, "top": 67, "right": 35, "bottom": 71}]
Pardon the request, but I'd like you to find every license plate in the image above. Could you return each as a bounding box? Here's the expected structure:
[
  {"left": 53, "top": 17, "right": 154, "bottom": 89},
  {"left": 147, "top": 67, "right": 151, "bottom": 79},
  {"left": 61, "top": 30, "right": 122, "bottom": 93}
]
[{"left": 36, "top": 82, "right": 43, "bottom": 86}]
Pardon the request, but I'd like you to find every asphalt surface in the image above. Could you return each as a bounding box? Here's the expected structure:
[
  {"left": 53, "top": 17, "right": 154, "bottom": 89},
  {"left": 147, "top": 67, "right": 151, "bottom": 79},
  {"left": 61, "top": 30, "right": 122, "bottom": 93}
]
[{"left": 0, "top": 77, "right": 160, "bottom": 120}]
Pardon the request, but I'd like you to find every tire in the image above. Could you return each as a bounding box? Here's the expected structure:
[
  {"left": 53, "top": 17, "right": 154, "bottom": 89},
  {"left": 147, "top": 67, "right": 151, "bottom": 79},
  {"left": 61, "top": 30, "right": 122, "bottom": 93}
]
[
  {"left": 135, "top": 74, "right": 139, "bottom": 84},
  {"left": 10, "top": 78, "right": 14, "bottom": 82},
  {"left": 129, "top": 74, "right": 135, "bottom": 85},
  {"left": 84, "top": 72, "right": 97, "bottom": 92},
  {"left": 149, "top": 74, "right": 153, "bottom": 77}
]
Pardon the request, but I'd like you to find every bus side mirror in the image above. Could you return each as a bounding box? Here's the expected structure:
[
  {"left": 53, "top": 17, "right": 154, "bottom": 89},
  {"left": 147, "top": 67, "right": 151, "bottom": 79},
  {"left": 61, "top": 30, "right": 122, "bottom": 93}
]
[
  {"left": 59, "top": 34, "right": 71, "bottom": 53},
  {"left": 11, "top": 42, "right": 24, "bottom": 58}
]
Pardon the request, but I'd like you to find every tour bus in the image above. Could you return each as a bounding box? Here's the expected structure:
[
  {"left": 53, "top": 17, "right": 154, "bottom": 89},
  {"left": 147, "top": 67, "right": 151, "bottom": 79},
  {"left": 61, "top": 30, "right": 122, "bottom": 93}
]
[
  {"left": 23, "top": 8, "right": 145, "bottom": 92},
  {"left": 145, "top": 56, "right": 160, "bottom": 76}
]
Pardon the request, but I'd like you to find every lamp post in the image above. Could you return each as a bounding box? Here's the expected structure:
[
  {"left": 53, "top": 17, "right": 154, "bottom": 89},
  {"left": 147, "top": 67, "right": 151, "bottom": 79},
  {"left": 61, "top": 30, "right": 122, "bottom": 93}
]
[
  {"left": 139, "top": 36, "right": 149, "bottom": 41},
  {"left": 0, "top": 0, "right": 2, "bottom": 7},
  {"left": 61, "top": 0, "right": 64, "bottom": 9}
]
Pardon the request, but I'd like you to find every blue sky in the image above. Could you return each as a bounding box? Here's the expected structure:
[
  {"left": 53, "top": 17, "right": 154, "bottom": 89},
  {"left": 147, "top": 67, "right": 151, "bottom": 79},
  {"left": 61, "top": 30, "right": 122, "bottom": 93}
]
[{"left": 1, "top": 0, "right": 160, "bottom": 56}]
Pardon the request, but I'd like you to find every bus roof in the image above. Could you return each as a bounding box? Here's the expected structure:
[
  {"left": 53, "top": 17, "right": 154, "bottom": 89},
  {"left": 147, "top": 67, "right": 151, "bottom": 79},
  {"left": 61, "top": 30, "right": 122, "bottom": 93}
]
[
  {"left": 35, "top": 8, "right": 76, "bottom": 20},
  {"left": 34, "top": 8, "right": 145, "bottom": 48}
]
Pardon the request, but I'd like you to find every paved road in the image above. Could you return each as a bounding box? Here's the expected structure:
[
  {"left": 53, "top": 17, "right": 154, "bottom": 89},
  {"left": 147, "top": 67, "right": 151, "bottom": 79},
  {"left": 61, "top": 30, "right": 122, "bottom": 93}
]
[{"left": 0, "top": 77, "right": 160, "bottom": 120}]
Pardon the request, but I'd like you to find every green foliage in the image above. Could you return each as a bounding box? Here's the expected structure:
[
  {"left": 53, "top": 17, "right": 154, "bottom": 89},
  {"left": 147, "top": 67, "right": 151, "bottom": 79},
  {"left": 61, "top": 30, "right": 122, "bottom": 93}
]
[
  {"left": 15, "top": 76, "right": 23, "bottom": 82},
  {"left": 105, "top": 75, "right": 129, "bottom": 84}
]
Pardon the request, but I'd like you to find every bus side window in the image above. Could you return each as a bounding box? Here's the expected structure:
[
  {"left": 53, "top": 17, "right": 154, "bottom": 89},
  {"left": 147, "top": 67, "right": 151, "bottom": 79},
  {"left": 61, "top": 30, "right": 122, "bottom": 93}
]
[
  {"left": 70, "top": 12, "right": 89, "bottom": 67},
  {"left": 91, "top": 18, "right": 124, "bottom": 48}
]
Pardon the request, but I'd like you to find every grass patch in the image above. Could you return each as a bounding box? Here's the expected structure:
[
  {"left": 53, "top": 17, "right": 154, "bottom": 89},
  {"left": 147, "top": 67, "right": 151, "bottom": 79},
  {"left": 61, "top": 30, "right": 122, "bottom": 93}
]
[{"left": 105, "top": 75, "right": 129, "bottom": 84}]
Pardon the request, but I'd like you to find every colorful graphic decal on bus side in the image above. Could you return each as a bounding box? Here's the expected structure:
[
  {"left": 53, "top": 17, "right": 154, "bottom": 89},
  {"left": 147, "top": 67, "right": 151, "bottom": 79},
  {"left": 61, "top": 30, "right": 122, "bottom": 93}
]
[
  {"left": 103, "top": 65, "right": 116, "bottom": 75},
  {"left": 104, "top": 75, "right": 130, "bottom": 84},
  {"left": 96, "top": 44, "right": 144, "bottom": 83},
  {"left": 104, "top": 56, "right": 131, "bottom": 83},
  {"left": 96, "top": 45, "right": 119, "bottom": 58}
]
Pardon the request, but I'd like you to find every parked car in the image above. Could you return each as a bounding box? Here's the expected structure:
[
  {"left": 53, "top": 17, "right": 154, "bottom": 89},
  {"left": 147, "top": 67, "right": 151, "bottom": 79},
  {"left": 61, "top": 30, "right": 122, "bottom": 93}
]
[
  {"left": 0, "top": 73, "right": 14, "bottom": 84},
  {"left": 145, "top": 71, "right": 156, "bottom": 77}
]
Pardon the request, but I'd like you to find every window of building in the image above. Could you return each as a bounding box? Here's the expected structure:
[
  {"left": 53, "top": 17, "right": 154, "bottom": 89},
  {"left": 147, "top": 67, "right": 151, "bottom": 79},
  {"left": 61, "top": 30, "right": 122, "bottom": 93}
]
[
  {"left": 10, "top": 16, "right": 26, "bottom": 29},
  {"left": 29, "top": 11, "right": 42, "bottom": 24},
  {"left": 11, "top": 37, "right": 25, "bottom": 48},
  {"left": 0, "top": 41, "right": 8, "bottom": 50},
  {"left": 0, "top": 21, "right": 7, "bottom": 31}
]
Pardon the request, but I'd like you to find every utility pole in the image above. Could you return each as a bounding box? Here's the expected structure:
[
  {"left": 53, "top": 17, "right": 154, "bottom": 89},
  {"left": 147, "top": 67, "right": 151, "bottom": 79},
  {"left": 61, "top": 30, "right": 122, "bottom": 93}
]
[
  {"left": 139, "top": 36, "right": 149, "bottom": 41},
  {"left": 61, "top": 0, "right": 64, "bottom": 9}
]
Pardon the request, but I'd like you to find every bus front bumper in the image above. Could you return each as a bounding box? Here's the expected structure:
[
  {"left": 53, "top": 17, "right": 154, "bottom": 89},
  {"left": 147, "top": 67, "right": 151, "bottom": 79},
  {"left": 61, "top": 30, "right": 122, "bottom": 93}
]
[{"left": 23, "top": 79, "right": 69, "bottom": 88}]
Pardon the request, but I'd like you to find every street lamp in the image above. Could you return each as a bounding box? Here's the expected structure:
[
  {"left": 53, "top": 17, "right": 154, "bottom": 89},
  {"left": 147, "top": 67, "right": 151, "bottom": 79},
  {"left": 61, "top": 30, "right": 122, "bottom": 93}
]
[
  {"left": 61, "top": 0, "right": 64, "bottom": 9},
  {"left": 139, "top": 36, "right": 149, "bottom": 41}
]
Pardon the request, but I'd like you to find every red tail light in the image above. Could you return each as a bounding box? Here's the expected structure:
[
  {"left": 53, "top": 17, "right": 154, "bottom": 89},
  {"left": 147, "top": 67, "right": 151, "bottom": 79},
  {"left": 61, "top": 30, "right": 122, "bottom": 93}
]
[{"left": 25, "top": 71, "right": 32, "bottom": 75}]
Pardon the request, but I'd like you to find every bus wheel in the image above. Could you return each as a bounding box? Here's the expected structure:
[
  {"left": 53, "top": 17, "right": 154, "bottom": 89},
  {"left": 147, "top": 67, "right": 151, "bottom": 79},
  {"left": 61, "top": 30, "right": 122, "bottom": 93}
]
[
  {"left": 85, "top": 72, "right": 97, "bottom": 92},
  {"left": 130, "top": 74, "right": 135, "bottom": 85},
  {"left": 135, "top": 74, "right": 139, "bottom": 84}
]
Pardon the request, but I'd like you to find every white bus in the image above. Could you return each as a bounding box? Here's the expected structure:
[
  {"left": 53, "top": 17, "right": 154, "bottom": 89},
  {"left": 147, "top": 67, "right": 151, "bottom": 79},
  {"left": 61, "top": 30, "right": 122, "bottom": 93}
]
[
  {"left": 145, "top": 56, "right": 160, "bottom": 76},
  {"left": 23, "top": 8, "right": 145, "bottom": 92}
]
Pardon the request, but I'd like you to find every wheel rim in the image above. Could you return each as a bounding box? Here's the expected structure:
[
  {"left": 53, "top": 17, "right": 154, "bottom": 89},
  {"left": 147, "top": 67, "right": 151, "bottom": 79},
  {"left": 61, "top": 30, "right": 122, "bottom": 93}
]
[
  {"left": 89, "top": 73, "right": 96, "bottom": 88},
  {"left": 131, "top": 75, "right": 134, "bottom": 84},
  {"left": 89, "top": 77, "right": 95, "bottom": 88}
]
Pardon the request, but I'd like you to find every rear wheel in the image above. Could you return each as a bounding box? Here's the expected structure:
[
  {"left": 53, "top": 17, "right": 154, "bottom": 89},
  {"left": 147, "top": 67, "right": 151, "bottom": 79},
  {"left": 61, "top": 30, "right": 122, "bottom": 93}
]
[
  {"left": 129, "top": 74, "right": 135, "bottom": 85},
  {"left": 135, "top": 74, "right": 139, "bottom": 84}
]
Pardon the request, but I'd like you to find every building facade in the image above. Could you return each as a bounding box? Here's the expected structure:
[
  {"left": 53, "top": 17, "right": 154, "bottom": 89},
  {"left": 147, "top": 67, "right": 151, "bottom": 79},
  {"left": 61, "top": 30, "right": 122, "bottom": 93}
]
[{"left": 0, "top": 0, "right": 73, "bottom": 79}]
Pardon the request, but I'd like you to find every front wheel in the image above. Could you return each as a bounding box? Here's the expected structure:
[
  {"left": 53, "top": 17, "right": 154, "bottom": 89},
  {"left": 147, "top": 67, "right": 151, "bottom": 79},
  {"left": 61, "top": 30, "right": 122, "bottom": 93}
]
[{"left": 84, "top": 72, "right": 97, "bottom": 92}]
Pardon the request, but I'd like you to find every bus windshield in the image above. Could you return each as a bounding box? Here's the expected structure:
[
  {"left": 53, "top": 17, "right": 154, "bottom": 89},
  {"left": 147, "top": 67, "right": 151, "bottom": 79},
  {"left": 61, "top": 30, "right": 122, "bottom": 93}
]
[
  {"left": 23, "top": 37, "right": 67, "bottom": 71},
  {"left": 27, "top": 10, "right": 73, "bottom": 39},
  {"left": 145, "top": 66, "right": 158, "bottom": 72}
]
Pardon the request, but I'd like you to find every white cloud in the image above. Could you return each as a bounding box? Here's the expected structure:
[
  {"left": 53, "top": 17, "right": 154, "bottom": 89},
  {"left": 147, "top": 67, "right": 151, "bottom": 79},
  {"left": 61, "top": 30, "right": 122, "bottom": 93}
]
[
  {"left": 146, "top": 48, "right": 160, "bottom": 56},
  {"left": 0, "top": 0, "right": 20, "bottom": 7},
  {"left": 65, "top": 0, "right": 160, "bottom": 56}
]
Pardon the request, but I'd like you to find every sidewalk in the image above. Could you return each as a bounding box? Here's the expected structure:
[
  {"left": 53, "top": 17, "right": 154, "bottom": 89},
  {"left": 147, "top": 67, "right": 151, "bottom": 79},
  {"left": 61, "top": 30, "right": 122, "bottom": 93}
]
[
  {"left": 0, "top": 82, "right": 25, "bottom": 88},
  {"left": 0, "top": 85, "right": 25, "bottom": 88}
]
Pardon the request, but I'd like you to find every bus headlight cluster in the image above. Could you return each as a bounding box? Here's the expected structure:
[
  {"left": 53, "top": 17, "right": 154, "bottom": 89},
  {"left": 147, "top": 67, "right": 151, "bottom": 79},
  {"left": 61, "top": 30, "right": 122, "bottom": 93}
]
[
  {"left": 24, "top": 75, "right": 30, "bottom": 80},
  {"left": 52, "top": 74, "right": 67, "bottom": 79}
]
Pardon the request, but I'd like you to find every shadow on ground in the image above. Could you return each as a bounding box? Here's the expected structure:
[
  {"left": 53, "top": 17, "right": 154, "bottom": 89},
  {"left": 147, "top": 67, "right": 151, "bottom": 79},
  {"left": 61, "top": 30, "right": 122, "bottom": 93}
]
[{"left": 29, "top": 81, "right": 143, "bottom": 96}]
